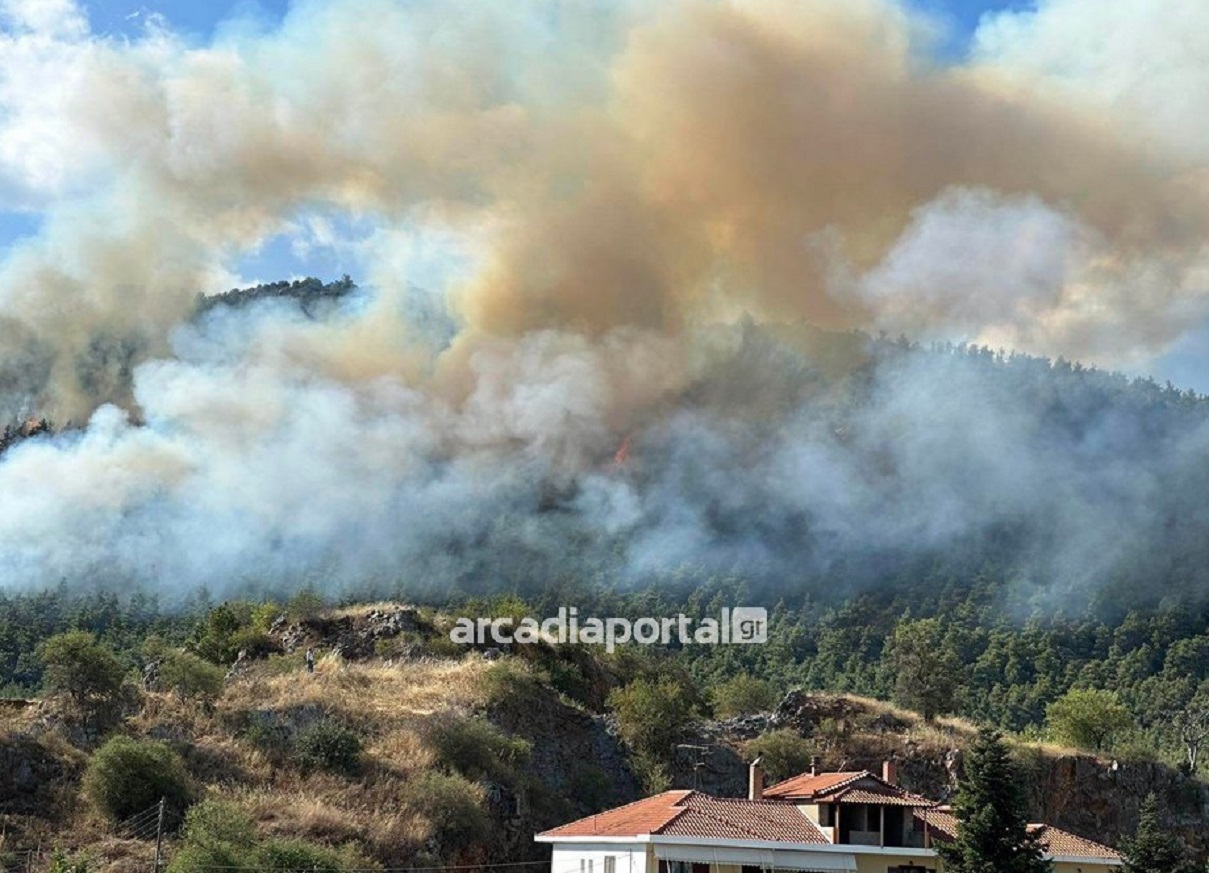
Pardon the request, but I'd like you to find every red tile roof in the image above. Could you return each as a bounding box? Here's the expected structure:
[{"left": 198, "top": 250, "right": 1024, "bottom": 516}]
[
  {"left": 660, "top": 796, "right": 830, "bottom": 843},
  {"left": 1029, "top": 824, "right": 1121, "bottom": 860},
  {"left": 762, "top": 771, "right": 866, "bottom": 800},
  {"left": 539, "top": 791, "right": 691, "bottom": 838},
  {"left": 915, "top": 810, "right": 1120, "bottom": 860},
  {"left": 763, "top": 770, "right": 930, "bottom": 806},
  {"left": 830, "top": 787, "right": 933, "bottom": 807},
  {"left": 538, "top": 792, "right": 828, "bottom": 843}
]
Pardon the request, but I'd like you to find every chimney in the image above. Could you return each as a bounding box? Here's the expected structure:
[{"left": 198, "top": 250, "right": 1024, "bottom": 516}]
[
  {"left": 749, "top": 757, "right": 764, "bottom": 801},
  {"left": 810, "top": 755, "right": 820, "bottom": 776},
  {"left": 882, "top": 759, "right": 897, "bottom": 786}
]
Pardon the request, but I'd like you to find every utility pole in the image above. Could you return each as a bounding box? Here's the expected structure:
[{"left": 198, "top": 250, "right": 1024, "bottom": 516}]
[{"left": 152, "top": 797, "right": 166, "bottom": 873}]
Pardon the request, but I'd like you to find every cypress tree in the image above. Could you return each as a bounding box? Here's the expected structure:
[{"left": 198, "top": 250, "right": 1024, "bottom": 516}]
[
  {"left": 937, "top": 727, "right": 1050, "bottom": 873},
  {"left": 1119, "top": 793, "right": 1195, "bottom": 873}
]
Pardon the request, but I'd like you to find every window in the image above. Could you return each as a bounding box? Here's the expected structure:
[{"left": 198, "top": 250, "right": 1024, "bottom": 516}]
[
  {"left": 818, "top": 804, "right": 834, "bottom": 827},
  {"left": 604, "top": 858, "right": 616, "bottom": 873}
]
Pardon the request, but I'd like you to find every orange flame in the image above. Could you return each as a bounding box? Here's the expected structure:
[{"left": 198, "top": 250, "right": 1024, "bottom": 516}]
[{"left": 613, "top": 434, "right": 632, "bottom": 466}]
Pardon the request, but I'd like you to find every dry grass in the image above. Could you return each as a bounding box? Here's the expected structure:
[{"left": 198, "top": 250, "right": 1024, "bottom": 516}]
[
  {"left": 364, "top": 725, "right": 434, "bottom": 775},
  {"left": 232, "top": 779, "right": 431, "bottom": 859},
  {"left": 222, "top": 655, "right": 489, "bottom": 726},
  {"left": 328, "top": 601, "right": 417, "bottom": 620}
]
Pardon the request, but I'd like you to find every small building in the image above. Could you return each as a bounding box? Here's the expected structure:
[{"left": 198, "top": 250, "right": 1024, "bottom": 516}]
[{"left": 536, "top": 760, "right": 1121, "bottom": 873}]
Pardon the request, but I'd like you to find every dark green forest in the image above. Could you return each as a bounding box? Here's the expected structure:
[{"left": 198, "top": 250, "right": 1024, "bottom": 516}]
[{"left": 4, "top": 575, "right": 1209, "bottom": 770}]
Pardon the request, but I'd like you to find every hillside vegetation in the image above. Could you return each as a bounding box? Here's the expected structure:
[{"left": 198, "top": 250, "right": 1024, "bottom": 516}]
[{"left": 2, "top": 594, "right": 1208, "bottom": 873}]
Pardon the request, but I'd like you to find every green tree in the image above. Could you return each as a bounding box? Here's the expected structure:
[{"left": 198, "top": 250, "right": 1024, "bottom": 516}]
[
  {"left": 608, "top": 676, "right": 699, "bottom": 758},
  {"left": 286, "top": 588, "right": 325, "bottom": 623},
  {"left": 158, "top": 651, "right": 225, "bottom": 702},
  {"left": 39, "top": 631, "right": 126, "bottom": 723},
  {"left": 743, "top": 729, "right": 814, "bottom": 783},
  {"left": 1118, "top": 793, "right": 1197, "bottom": 873},
  {"left": 884, "top": 617, "right": 961, "bottom": 721},
  {"left": 712, "top": 675, "right": 778, "bottom": 718},
  {"left": 82, "top": 735, "right": 193, "bottom": 822},
  {"left": 1046, "top": 688, "right": 1133, "bottom": 752},
  {"left": 937, "top": 727, "right": 1050, "bottom": 873}
]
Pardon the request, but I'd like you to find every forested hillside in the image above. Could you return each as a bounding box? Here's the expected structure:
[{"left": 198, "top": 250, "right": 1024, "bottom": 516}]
[{"left": 3, "top": 582, "right": 1209, "bottom": 770}]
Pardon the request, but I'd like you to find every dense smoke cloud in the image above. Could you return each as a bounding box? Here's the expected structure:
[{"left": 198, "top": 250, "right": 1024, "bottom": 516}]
[{"left": 0, "top": 0, "right": 1207, "bottom": 602}]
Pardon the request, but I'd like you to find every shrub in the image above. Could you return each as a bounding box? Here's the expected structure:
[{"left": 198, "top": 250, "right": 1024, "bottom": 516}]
[
  {"left": 608, "top": 677, "right": 699, "bottom": 759},
  {"left": 251, "top": 839, "right": 346, "bottom": 873},
  {"left": 567, "top": 763, "right": 614, "bottom": 810},
  {"left": 242, "top": 719, "right": 290, "bottom": 761},
  {"left": 629, "top": 750, "right": 671, "bottom": 793},
  {"left": 83, "top": 735, "right": 192, "bottom": 822},
  {"left": 165, "top": 845, "right": 244, "bottom": 873},
  {"left": 294, "top": 721, "right": 362, "bottom": 775},
  {"left": 181, "top": 799, "right": 256, "bottom": 850},
  {"left": 48, "top": 851, "right": 89, "bottom": 873},
  {"left": 287, "top": 588, "right": 325, "bottom": 623},
  {"left": 744, "top": 729, "right": 815, "bottom": 783},
  {"left": 401, "top": 771, "right": 491, "bottom": 848},
  {"left": 39, "top": 631, "right": 125, "bottom": 716},
  {"left": 424, "top": 715, "right": 531, "bottom": 782},
  {"left": 481, "top": 659, "right": 548, "bottom": 714},
  {"left": 712, "top": 675, "right": 778, "bottom": 718},
  {"left": 159, "top": 652, "right": 225, "bottom": 702}
]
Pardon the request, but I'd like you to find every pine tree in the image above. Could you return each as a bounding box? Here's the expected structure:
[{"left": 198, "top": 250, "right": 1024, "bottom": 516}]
[
  {"left": 937, "top": 727, "right": 1051, "bottom": 873},
  {"left": 1119, "top": 793, "right": 1196, "bottom": 873}
]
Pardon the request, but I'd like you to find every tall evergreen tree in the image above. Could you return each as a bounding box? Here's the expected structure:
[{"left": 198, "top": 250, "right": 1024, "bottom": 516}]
[
  {"left": 1119, "top": 793, "right": 1196, "bottom": 873},
  {"left": 937, "top": 727, "right": 1050, "bottom": 873}
]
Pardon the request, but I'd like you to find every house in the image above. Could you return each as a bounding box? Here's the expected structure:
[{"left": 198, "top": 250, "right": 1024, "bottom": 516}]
[{"left": 536, "top": 760, "right": 1121, "bottom": 873}]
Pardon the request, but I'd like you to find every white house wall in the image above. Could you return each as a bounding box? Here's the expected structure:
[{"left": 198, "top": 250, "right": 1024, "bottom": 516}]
[{"left": 550, "top": 844, "right": 649, "bottom": 873}]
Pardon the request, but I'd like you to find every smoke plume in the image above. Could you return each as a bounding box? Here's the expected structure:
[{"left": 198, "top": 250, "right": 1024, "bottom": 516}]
[{"left": 0, "top": 0, "right": 1208, "bottom": 603}]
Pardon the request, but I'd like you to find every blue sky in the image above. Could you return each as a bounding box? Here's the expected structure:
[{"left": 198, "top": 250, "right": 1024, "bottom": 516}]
[{"left": 81, "top": 0, "right": 1020, "bottom": 42}]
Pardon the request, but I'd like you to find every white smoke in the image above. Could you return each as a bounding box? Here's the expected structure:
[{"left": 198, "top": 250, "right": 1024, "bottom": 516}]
[{"left": 0, "top": 0, "right": 1206, "bottom": 601}]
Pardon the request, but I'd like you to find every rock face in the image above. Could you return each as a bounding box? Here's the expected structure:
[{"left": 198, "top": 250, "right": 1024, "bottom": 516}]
[
  {"left": 1025, "top": 754, "right": 1209, "bottom": 859},
  {"left": 0, "top": 731, "right": 81, "bottom": 816},
  {"left": 484, "top": 682, "right": 642, "bottom": 865},
  {"left": 270, "top": 608, "right": 424, "bottom": 660}
]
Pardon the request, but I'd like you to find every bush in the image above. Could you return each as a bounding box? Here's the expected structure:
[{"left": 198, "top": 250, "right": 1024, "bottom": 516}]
[
  {"left": 424, "top": 715, "right": 531, "bottom": 782},
  {"left": 165, "top": 845, "right": 244, "bottom": 873},
  {"left": 629, "top": 750, "right": 671, "bottom": 794},
  {"left": 401, "top": 771, "right": 491, "bottom": 848},
  {"left": 39, "top": 631, "right": 125, "bottom": 716},
  {"left": 712, "top": 675, "right": 778, "bottom": 718},
  {"left": 167, "top": 799, "right": 358, "bottom": 873},
  {"left": 48, "top": 852, "right": 89, "bottom": 873},
  {"left": 744, "top": 729, "right": 815, "bottom": 783},
  {"left": 159, "top": 652, "right": 225, "bottom": 702},
  {"left": 287, "top": 589, "right": 325, "bottom": 623},
  {"left": 608, "top": 677, "right": 699, "bottom": 759},
  {"left": 242, "top": 719, "right": 290, "bottom": 761},
  {"left": 181, "top": 799, "right": 256, "bottom": 850},
  {"left": 567, "top": 763, "right": 614, "bottom": 810},
  {"left": 251, "top": 839, "right": 346, "bottom": 873},
  {"left": 481, "top": 659, "right": 548, "bottom": 714},
  {"left": 83, "top": 735, "right": 192, "bottom": 822},
  {"left": 294, "top": 721, "right": 362, "bottom": 775}
]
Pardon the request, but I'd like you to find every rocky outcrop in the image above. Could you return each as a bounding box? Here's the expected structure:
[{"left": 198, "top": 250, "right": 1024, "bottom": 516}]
[
  {"left": 0, "top": 731, "right": 83, "bottom": 817},
  {"left": 269, "top": 607, "right": 424, "bottom": 660}
]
